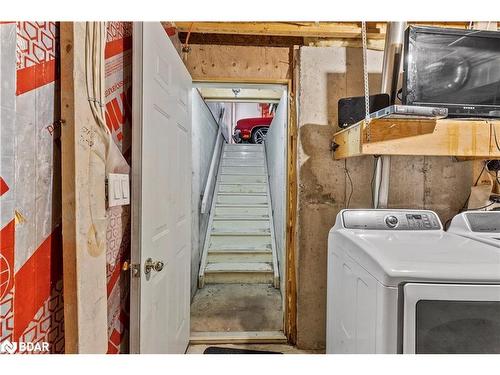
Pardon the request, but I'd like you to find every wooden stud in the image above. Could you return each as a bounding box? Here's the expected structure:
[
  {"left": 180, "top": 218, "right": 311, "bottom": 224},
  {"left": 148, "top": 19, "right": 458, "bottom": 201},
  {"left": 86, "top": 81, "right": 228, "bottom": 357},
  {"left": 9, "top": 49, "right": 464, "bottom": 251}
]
[
  {"left": 285, "top": 47, "right": 298, "bottom": 345},
  {"left": 60, "top": 22, "right": 109, "bottom": 354},
  {"left": 60, "top": 22, "right": 78, "bottom": 353}
]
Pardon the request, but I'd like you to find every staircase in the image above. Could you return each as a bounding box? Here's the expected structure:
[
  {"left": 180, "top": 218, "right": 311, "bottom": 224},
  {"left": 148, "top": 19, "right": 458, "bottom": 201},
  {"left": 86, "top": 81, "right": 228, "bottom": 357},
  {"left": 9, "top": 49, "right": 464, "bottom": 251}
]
[{"left": 198, "top": 143, "right": 279, "bottom": 288}]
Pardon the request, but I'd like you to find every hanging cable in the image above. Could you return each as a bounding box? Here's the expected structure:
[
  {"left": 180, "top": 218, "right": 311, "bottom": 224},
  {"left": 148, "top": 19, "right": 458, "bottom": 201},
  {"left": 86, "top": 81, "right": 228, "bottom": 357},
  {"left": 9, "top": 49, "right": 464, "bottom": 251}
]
[
  {"left": 344, "top": 159, "right": 353, "bottom": 209},
  {"left": 85, "top": 21, "right": 111, "bottom": 148},
  {"left": 182, "top": 22, "right": 194, "bottom": 53},
  {"left": 84, "top": 21, "right": 110, "bottom": 252},
  {"left": 466, "top": 201, "right": 496, "bottom": 211},
  {"left": 460, "top": 162, "right": 488, "bottom": 212}
]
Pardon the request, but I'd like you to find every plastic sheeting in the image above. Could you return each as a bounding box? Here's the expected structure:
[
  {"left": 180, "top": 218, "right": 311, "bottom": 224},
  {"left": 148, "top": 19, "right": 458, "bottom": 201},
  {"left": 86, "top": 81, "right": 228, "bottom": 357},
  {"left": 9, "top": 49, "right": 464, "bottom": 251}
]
[
  {"left": 0, "top": 21, "right": 64, "bottom": 354},
  {"left": 104, "top": 21, "right": 133, "bottom": 354}
]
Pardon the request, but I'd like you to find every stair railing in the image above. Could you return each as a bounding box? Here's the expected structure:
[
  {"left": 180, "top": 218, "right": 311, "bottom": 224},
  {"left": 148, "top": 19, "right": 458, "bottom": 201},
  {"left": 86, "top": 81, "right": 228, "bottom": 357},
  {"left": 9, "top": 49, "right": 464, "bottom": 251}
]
[{"left": 201, "top": 129, "right": 223, "bottom": 214}]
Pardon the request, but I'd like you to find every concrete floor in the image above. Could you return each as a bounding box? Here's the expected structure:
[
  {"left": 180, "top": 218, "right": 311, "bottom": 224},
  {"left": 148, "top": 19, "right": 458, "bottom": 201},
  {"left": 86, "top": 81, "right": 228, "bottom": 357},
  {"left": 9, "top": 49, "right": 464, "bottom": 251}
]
[
  {"left": 187, "top": 343, "right": 324, "bottom": 354},
  {"left": 190, "top": 284, "right": 283, "bottom": 332}
]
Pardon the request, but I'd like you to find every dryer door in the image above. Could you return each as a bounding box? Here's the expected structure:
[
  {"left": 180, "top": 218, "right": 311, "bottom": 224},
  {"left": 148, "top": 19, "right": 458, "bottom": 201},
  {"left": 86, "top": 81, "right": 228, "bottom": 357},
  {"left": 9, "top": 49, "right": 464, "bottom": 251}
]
[{"left": 403, "top": 283, "right": 500, "bottom": 354}]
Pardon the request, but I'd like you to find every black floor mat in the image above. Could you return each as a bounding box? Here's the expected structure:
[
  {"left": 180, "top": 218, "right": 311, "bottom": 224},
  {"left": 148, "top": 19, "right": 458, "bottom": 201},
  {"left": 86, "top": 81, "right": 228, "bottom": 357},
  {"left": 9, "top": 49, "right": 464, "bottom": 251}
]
[{"left": 203, "top": 346, "right": 282, "bottom": 354}]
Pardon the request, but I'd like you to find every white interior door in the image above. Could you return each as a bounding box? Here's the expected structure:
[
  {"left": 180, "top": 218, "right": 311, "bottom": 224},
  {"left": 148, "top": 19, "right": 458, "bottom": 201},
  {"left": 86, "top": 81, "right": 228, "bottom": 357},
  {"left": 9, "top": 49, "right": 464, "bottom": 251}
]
[{"left": 131, "top": 22, "right": 192, "bottom": 354}]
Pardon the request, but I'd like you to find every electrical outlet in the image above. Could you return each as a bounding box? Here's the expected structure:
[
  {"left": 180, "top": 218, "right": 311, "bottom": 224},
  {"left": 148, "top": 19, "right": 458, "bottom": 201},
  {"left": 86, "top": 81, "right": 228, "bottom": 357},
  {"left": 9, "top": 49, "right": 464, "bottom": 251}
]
[{"left": 107, "top": 173, "right": 130, "bottom": 207}]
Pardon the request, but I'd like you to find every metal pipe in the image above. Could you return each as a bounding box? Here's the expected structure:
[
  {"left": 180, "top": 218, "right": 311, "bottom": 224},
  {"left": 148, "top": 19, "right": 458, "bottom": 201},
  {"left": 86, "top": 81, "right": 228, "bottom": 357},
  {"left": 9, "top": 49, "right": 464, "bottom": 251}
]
[
  {"left": 373, "top": 22, "right": 407, "bottom": 208},
  {"left": 380, "top": 22, "right": 407, "bottom": 103}
]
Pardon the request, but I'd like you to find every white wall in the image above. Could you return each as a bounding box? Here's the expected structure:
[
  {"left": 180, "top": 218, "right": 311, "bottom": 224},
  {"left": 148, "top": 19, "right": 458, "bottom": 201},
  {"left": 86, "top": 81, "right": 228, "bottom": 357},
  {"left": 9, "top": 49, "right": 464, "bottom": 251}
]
[
  {"left": 191, "top": 89, "right": 220, "bottom": 298},
  {"left": 235, "top": 102, "right": 262, "bottom": 121},
  {"left": 207, "top": 102, "right": 231, "bottom": 142},
  {"left": 265, "top": 92, "right": 287, "bottom": 296}
]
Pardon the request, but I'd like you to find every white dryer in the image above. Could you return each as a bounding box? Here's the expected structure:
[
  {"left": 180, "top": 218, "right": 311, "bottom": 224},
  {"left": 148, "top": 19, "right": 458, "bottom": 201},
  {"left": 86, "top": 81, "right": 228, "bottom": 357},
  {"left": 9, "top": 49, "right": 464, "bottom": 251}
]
[
  {"left": 448, "top": 211, "right": 500, "bottom": 249},
  {"left": 326, "top": 209, "right": 500, "bottom": 354}
]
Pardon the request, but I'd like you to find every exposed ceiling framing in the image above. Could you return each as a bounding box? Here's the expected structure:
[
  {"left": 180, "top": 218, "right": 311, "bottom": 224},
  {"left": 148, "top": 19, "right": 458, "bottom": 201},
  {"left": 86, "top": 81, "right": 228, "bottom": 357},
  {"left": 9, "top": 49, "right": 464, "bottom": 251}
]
[
  {"left": 175, "top": 21, "right": 471, "bottom": 48},
  {"left": 176, "top": 22, "right": 388, "bottom": 39}
]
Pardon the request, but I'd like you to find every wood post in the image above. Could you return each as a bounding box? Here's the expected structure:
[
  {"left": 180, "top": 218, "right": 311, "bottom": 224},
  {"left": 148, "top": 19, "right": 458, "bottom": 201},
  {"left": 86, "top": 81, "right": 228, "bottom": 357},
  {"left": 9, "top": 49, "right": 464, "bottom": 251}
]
[{"left": 60, "top": 22, "right": 108, "bottom": 354}]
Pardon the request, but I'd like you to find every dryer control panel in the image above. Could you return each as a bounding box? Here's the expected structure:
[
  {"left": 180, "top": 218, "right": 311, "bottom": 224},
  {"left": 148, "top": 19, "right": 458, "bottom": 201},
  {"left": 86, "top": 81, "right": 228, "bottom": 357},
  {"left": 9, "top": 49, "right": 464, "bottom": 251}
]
[
  {"left": 464, "top": 212, "right": 500, "bottom": 233},
  {"left": 342, "top": 210, "right": 442, "bottom": 230}
]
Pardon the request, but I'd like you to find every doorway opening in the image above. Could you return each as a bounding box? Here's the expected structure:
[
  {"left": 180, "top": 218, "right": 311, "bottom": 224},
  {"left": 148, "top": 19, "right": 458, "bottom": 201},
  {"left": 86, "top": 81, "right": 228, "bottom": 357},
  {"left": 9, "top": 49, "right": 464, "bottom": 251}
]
[{"left": 190, "top": 81, "right": 289, "bottom": 341}]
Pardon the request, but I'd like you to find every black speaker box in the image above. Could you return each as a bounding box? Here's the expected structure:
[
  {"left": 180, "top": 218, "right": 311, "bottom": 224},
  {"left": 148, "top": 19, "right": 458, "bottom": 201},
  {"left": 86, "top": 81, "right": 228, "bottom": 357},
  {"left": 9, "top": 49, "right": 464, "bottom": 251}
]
[{"left": 338, "top": 94, "right": 390, "bottom": 128}]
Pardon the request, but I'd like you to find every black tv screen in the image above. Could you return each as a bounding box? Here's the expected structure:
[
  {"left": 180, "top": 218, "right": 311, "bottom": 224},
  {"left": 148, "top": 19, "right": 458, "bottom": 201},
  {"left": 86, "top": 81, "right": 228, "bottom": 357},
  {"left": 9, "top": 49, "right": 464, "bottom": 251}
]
[{"left": 403, "top": 26, "right": 500, "bottom": 118}]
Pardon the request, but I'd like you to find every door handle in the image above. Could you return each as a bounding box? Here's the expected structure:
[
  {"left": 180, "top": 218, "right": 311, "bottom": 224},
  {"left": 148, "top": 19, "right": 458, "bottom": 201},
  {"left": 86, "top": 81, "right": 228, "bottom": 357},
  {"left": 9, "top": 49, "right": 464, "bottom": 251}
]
[
  {"left": 154, "top": 260, "right": 164, "bottom": 272},
  {"left": 144, "top": 258, "right": 165, "bottom": 275}
]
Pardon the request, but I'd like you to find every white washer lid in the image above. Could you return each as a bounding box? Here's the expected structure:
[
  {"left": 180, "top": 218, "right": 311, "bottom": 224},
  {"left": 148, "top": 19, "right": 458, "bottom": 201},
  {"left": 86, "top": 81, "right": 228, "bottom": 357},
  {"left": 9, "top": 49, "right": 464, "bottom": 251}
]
[
  {"left": 448, "top": 211, "right": 500, "bottom": 248},
  {"left": 333, "top": 230, "right": 500, "bottom": 286},
  {"left": 331, "top": 210, "right": 500, "bottom": 287}
]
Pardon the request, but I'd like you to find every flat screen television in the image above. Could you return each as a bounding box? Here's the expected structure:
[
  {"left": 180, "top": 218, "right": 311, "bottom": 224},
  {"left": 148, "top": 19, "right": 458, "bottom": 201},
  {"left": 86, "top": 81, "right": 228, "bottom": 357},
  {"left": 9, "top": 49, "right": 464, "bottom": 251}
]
[{"left": 403, "top": 26, "right": 500, "bottom": 118}]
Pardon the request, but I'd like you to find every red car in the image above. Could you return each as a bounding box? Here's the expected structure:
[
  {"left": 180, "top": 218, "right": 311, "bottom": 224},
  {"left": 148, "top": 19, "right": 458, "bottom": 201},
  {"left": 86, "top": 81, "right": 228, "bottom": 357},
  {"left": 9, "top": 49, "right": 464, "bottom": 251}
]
[{"left": 233, "top": 117, "right": 273, "bottom": 144}]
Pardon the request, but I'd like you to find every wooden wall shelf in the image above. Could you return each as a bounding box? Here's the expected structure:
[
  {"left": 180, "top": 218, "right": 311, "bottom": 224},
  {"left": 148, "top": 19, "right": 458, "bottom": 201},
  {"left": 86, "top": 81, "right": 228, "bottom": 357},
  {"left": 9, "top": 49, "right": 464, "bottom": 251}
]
[{"left": 332, "top": 118, "right": 500, "bottom": 159}]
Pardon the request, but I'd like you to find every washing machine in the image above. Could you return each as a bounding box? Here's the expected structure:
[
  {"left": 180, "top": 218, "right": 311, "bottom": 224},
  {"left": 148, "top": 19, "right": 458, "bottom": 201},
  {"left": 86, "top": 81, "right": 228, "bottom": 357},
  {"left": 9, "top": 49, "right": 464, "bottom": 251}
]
[
  {"left": 448, "top": 211, "right": 500, "bottom": 249},
  {"left": 326, "top": 209, "right": 500, "bottom": 354}
]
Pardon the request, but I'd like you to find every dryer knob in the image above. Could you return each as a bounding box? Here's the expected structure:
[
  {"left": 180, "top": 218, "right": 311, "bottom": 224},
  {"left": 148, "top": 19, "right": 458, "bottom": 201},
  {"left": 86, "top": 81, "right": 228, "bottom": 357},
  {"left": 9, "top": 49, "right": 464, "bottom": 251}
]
[{"left": 385, "top": 215, "right": 399, "bottom": 228}]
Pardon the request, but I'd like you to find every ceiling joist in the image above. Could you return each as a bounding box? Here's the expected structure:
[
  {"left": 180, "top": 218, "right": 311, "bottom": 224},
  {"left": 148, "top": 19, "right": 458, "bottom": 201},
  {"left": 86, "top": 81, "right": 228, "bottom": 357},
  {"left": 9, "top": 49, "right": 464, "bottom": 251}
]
[
  {"left": 175, "top": 22, "right": 387, "bottom": 39},
  {"left": 174, "top": 22, "right": 471, "bottom": 43}
]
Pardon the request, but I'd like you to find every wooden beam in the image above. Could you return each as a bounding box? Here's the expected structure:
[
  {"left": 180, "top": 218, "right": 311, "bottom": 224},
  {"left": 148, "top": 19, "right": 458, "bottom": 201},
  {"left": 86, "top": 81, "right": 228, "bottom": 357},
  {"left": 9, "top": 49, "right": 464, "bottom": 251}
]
[
  {"left": 175, "top": 22, "right": 470, "bottom": 41},
  {"left": 411, "top": 21, "right": 470, "bottom": 29},
  {"left": 473, "top": 21, "right": 499, "bottom": 31},
  {"left": 304, "top": 37, "right": 386, "bottom": 50},
  {"left": 175, "top": 22, "right": 386, "bottom": 39},
  {"left": 179, "top": 32, "right": 303, "bottom": 47},
  {"left": 60, "top": 22, "right": 108, "bottom": 354},
  {"left": 333, "top": 118, "right": 500, "bottom": 159}
]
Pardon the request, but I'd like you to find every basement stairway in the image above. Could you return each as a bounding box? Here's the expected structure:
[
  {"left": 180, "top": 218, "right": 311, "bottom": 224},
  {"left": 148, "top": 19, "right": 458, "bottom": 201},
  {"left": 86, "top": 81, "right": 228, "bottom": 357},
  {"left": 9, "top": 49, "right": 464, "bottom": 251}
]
[{"left": 198, "top": 143, "right": 279, "bottom": 288}]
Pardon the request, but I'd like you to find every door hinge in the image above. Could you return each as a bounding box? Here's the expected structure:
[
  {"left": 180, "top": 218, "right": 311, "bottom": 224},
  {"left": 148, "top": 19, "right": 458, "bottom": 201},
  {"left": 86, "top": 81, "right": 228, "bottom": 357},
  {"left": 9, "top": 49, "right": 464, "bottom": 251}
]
[{"left": 123, "top": 260, "right": 141, "bottom": 278}]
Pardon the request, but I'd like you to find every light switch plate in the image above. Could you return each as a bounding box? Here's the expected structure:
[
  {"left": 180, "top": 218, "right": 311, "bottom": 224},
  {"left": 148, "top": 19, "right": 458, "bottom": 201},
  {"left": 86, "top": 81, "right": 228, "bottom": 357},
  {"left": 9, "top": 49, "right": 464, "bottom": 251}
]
[{"left": 108, "top": 173, "right": 130, "bottom": 207}]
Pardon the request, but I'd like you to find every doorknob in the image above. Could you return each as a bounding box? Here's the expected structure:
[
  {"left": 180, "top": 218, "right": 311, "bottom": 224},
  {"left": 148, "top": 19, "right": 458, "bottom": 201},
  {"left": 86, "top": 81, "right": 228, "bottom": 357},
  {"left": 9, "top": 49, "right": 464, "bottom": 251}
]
[
  {"left": 144, "top": 258, "right": 165, "bottom": 275},
  {"left": 154, "top": 260, "right": 164, "bottom": 272}
]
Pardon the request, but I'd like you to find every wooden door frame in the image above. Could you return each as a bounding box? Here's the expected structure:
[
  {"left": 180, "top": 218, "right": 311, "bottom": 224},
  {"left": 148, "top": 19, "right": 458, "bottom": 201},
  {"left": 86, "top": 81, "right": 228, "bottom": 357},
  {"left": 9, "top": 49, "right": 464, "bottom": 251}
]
[
  {"left": 129, "top": 21, "right": 144, "bottom": 354},
  {"left": 192, "top": 78, "right": 298, "bottom": 344}
]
